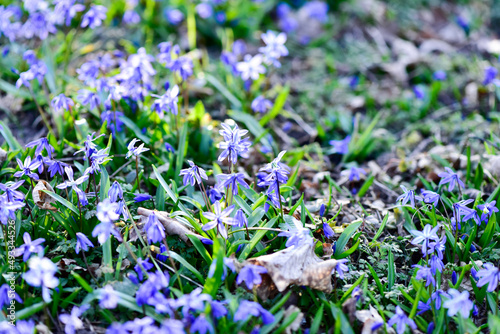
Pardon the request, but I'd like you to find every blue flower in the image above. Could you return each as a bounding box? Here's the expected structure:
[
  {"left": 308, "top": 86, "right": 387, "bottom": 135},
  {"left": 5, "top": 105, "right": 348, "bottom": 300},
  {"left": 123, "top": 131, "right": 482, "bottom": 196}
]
[
  {"left": 14, "top": 232, "right": 45, "bottom": 262},
  {"left": 319, "top": 204, "right": 326, "bottom": 217},
  {"left": 236, "top": 54, "right": 266, "bottom": 81},
  {"left": 438, "top": 167, "right": 465, "bottom": 192},
  {"left": 323, "top": 223, "right": 334, "bottom": 239},
  {"left": 171, "top": 56, "right": 193, "bottom": 81},
  {"left": 397, "top": 185, "right": 422, "bottom": 209},
  {"left": 207, "top": 186, "right": 222, "bottom": 204},
  {"left": 251, "top": 96, "right": 273, "bottom": 113},
  {"left": 0, "top": 195, "right": 25, "bottom": 225},
  {"left": 99, "top": 285, "right": 119, "bottom": 309},
  {"left": 429, "top": 255, "right": 444, "bottom": 275},
  {"left": 180, "top": 161, "right": 208, "bottom": 186},
  {"left": 218, "top": 123, "right": 251, "bottom": 164},
  {"left": 443, "top": 289, "right": 473, "bottom": 318},
  {"left": 217, "top": 173, "right": 249, "bottom": 196},
  {"left": 387, "top": 306, "right": 416, "bottom": 334},
  {"left": 278, "top": 224, "right": 314, "bottom": 248},
  {"left": 0, "top": 284, "right": 22, "bottom": 309},
  {"left": 190, "top": 314, "right": 214, "bottom": 334},
  {"left": 329, "top": 135, "right": 350, "bottom": 155},
  {"left": 160, "top": 319, "right": 185, "bottom": 333},
  {"left": 108, "top": 181, "right": 124, "bottom": 203},
  {"left": 23, "top": 257, "right": 59, "bottom": 303},
  {"left": 477, "top": 263, "right": 500, "bottom": 292},
  {"left": 341, "top": 167, "right": 366, "bottom": 181},
  {"left": 433, "top": 70, "right": 447, "bottom": 81},
  {"left": 0, "top": 180, "right": 25, "bottom": 201},
  {"left": 421, "top": 190, "right": 440, "bottom": 207},
  {"left": 237, "top": 264, "right": 267, "bottom": 289},
  {"left": 152, "top": 85, "right": 179, "bottom": 116},
  {"left": 410, "top": 224, "right": 439, "bottom": 256},
  {"left": 134, "top": 258, "right": 154, "bottom": 282},
  {"left": 51, "top": 94, "right": 74, "bottom": 113},
  {"left": 196, "top": 3, "right": 213, "bottom": 19},
  {"left": 413, "top": 265, "right": 436, "bottom": 287},
  {"left": 75, "top": 232, "right": 94, "bottom": 254},
  {"left": 14, "top": 156, "right": 41, "bottom": 181},
  {"left": 477, "top": 201, "right": 499, "bottom": 223},
  {"left": 303, "top": 1, "right": 329, "bottom": 23},
  {"left": 81, "top": 5, "right": 107, "bottom": 29},
  {"left": 25, "top": 137, "right": 55, "bottom": 158},
  {"left": 59, "top": 305, "right": 89, "bottom": 334},
  {"left": 234, "top": 300, "right": 275, "bottom": 325},
  {"left": 165, "top": 8, "right": 184, "bottom": 25},
  {"left": 202, "top": 202, "right": 235, "bottom": 239},
  {"left": 483, "top": 66, "right": 498, "bottom": 85},
  {"left": 334, "top": 259, "right": 349, "bottom": 279},
  {"left": 413, "top": 85, "right": 425, "bottom": 100},
  {"left": 258, "top": 151, "right": 290, "bottom": 207},
  {"left": 234, "top": 209, "right": 248, "bottom": 228},
  {"left": 143, "top": 212, "right": 165, "bottom": 244},
  {"left": 431, "top": 290, "right": 447, "bottom": 310},
  {"left": 77, "top": 89, "right": 101, "bottom": 110},
  {"left": 259, "top": 31, "right": 288, "bottom": 68},
  {"left": 47, "top": 160, "right": 68, "bottom": 178},
  {"left": 101, "top": 110, "right": 125, "bottom": 137},
  {"left": 165, "top": 142, "right": 175, "bottom": 153},
  {"left": 126, "top": 138, "right": 149, "bottom": 158},
  {"left": 417, "top": 300, "right": 432, "bottom": 315},
  {"left": 134, "top": 193, "right": 153, "bottom": 203}
]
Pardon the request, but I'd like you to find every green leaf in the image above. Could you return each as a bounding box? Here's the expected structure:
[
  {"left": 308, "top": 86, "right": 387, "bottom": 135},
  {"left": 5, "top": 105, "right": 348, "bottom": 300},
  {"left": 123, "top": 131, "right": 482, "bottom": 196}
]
[
  {"left": 239, "top": 217, "right": 279, "bottom": 260},
  {"left": 205, "top": 74, "right": 242, "bottom": 109},
  {"left": 175, "top": 122, "right": 188, "bottom": 183},
  {"left": 259, "top": 85, "right": 290, "bottom": 126},
  {"left": 310, "top": 305, "right": 324, "bottom": 334},
  {"left": 16, "top": 302, "right": 45, "bottom": 320},
  {"left": 369, "top": 213, "right": 388, "bottom": 247},
  {"left": 100, "top": 167, "right": 110, "bottom": 202},
  {"left": 0, "top": 120, "right": 22, "bottom": 151},
  {"left": 366, "top": 263, "right": 385, "bottom": 295},
  {"left": 357, "top": 175, "right": 374, "bottom": 198},
  {"left": 71, "top": 271, "right": 93, "bottom": 293},
  {"left": 388, "top": 249, "right": 395, "bottom": 290},
  {"left": 340, "top": 273, "right": 365, "bottom": 304},
  {"left": 121, "top": 116, "right": 151, "bottom": 144},
  {"left": 479, "top": 214, "right": 497, "bottom": 248},
  {"left": 41, "top": 190, "right": 79, "bottom": 215},
  {"left": 334, "top": 220, "right": 362, "bottom": 258},
  {"left": 169, "top": 251, "right": 205, "bottom": 284}
]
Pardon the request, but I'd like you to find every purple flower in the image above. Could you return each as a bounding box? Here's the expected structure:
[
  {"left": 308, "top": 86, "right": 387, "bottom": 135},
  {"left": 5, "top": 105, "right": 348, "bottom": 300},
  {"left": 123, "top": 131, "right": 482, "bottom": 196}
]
[
  {"left": 323, "top": 223, "right": 335, "bottom": 239},
  {"left": 123, "top": 10, "right": 140, "bottom": 25},
  {"left": 387, "top": 306, "right": 416, "bottom": 334},
  {"left": 14, "top": 232, "right": 45, "bottom": 262},
  {"left": 202, "top": 202, "right": 235, "bottom": 239},
  {"left": 433, "top": 70, "right": 447, "bottom": 81},
  {"left": 258, "top": 151, "right": 290, "bottom": 207},
  {"left": 165, "top": 142, "right": 175, "bottom": 153},
  {"left": 126, "top": 138, "right": 149, "bottom": 158},
  {"left": 417, "top": 300, "right": 432, "bottom": 315},
  {"left": 429, "top": 255, "right": 444, "bottom": 275},
  {"left": 191, "top": 315, "right": 214, "bottom": 334},
  {"left": 234, "top": 300, "right": 275, "bottom": 325},
  {"left": 259, "top": 31, "right": 288, "bottom": 68},
  {"left": 234, "top": 209, "right": 248, "bottom": 228},
  {"left": 218, "top": 123, "right": 251, "bottom": 164},
  {"left": 237, "top": 264, "right": 267, "bottom": 289},
  {"left": 59, "top": 305, "right": 89, "bottom": 334},
  {"left": 143, "top": 212, "right": 166, "bottom": 244},
  {"left": 477, "top": 201, "right": 499, "bottom": 223},
  {"left": 99, "top": 285, "right": 119, "bottom": 309},
  {"left": 14, "top": 156, "right": 41, "bottom": 181},
  {"left": 0, "top": 180, "right": 25, "bottom": 201},
  {"left": 81, "top": 5, "right": 107, "bottom": 29},
  {"left": 56, "top": 167, "right": 89, "bottom": 206},
  {"left": 217, "top": 173, "right": 249, "bottom": 196},
  {"left": 329, "top": 135, "right": 350, "bottom": 155},
  {"left": 173, "top": 288, "right": 211, "bottom": 317},
  {"left": 421, "top": 190, "right": 440, "bottom": 207},
  {"left": 152, "top": 85, "right": 179, "bottom": 116},
  {"left": 75, "top": 132, "right": 104, "bottom": 159},
  {"left": 0, "top": 284, "right": 22, "bottom": 309},
  {"left": 92, "top": 201, "right": 122, "bottom": 244},
  {"left": 251, "top": 96, "right": 273, "bottom": 113},
  {"left": 108, "top": 181, "right": 124, "bottom": 203},
  {"left": 334, "top": 259, "right": 349, "bottom": 279},
  {"left": 196, "top": 3, "right": 213, "bottom": 19},
  {"left": 51, "top": 94, "right": 74, "bottom": 113},
  {"left": 278, "top": 224, "right": 314, "bottom": 248},
  {"left": 53, "top": 0, "right": 85, "bottom": 26},
  {"left": 25, "top": 137, "right": 55, "bottom": 158},
  {"left": 207, "top": 186, "right": 222, "bottom": 203},
  {"left": 483, "top": 66, "right": 498, "bottom": 85},
  {"left": 75, "top": 232, "right": 94, "bottom": 254},
  {"left": 165, "top": 8, "right": 184, "bottom": 25},
  {"left": 236, "top": 54, "right": 266, "bottom": 81},
  {"left": 456, "top": 16, "right": 469, "bottom": 32},
  {"left": 303, "top": 1, "right": 329, "bottom": 23},
  {"left": 477, "top": 263, "right": 500, "bottom": 292},
  {"left": 160, "top": 319, "right": 185, "bottom": 333},
  {"left": 23, "top": 11, "right": 57, "bottom": 40},
  {"left": 101, "top": 111, "right": 125, "bottom": 137},
  {"left": 134, "top": 194, "right": 152, "bottom": 203},
  {"left": 0, "top": 195, "right": 25, "bottom": 225},
  {"left": 171, "top": 56, "right": 193, "bottom": 81},
  {"left": 432, "top": 290, "right": 447, "bottom": 310},
  {"left": 47, "top": 160, "right": 69, "bottom": 178},
  {"left": 341, "top": 167, "right": 366, "bottom": 181},
  {"left": 410, "top": 224, "right": 439, "bottom": 256},
  {"left": 438, "top": 167, "right": 465, "bottom": 192},
  {"left": 180, "top": 161, "right": 208, "bottom": 186},
  {"left": 413, "top": 85, "right": 425, "bottom": 100},
  {"left": 23, "top": 256, "right": 59, "bottom": 303},
  {"left": 413, "top": 265, "right": 436, "bottom": 287},
  {"left": 397, "top": 185, "right": 422, "bottom": 209},
  {"left": 443, "top": 289, "right": 473, "bottom": 318},
  {"left": 349, "top": 75, "right": 359, "bottom": 89},
  {"left": 319, "top": 204, "right": 326, "bottom": 217},
  {"left": 134, "top": 258, "right": 154, "bottom": 282},
  {"left": 77, "top": 89, "right": 101, "bottom": 110}
]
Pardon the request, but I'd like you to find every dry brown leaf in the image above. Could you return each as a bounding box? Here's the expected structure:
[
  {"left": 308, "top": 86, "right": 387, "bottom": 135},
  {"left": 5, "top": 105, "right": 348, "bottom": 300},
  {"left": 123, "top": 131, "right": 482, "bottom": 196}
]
[
  {"left": 239, "top": 243, "right": 338, "bottom": 299},
  {"left": 356, "top": 305, "right": 393, "bottom": 334},
  {"left": 33, "top": 180, "right": 57, "bottom": 211},
  {"left": 137, "top": 207, "right": 203, "bottom": 244}
]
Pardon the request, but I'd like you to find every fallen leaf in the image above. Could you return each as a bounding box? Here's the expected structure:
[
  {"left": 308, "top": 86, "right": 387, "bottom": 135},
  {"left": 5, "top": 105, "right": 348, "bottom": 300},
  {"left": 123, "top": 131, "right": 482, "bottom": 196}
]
[
  {"left": 356, "top": 305, "right": 393, "bottom": 334},
  {"left": 33, "top": 180, "right": 57, "bottom": 211},
  {"left": 138, "top": 207, "right": 203, "bottom": 244},
  {"left": 237, "top": 243, "right": 339, "bottom": 299}
]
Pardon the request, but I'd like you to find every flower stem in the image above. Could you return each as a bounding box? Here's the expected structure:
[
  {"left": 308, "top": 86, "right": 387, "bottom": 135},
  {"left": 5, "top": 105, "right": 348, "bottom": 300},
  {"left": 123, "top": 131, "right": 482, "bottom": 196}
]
[
  {"left": 135, "top": 156, "right": 140, "bottom": 193},
  {"left": 92, "top": 173, "right": 99, "bottom": 205}
]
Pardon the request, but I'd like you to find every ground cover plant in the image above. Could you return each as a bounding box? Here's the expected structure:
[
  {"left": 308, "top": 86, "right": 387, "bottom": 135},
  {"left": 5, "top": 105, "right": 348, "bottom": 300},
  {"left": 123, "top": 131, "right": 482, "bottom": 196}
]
[{"left": 3, "top": 0, "right": 500, "bottom": 333}]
